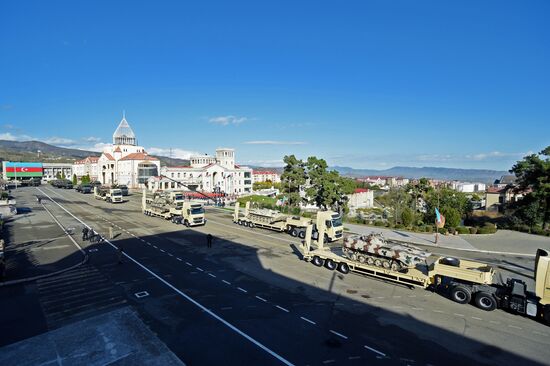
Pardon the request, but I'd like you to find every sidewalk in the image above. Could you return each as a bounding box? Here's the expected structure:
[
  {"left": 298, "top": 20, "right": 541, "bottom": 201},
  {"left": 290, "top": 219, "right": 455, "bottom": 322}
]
[{"left": 1, "top": 188, "right": 86, "bottom": 285}]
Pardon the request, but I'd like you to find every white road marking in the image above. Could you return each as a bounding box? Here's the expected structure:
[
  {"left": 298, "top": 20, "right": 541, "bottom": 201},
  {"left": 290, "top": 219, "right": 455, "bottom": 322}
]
[
  {"left": 300, "top": 316, "right": 316, "bottom": 325},
  {"left": 37, "top": 188, "right": 296, "bottom": 366},
  {"left": 160, "top": 249, "right": 166, "bottom": 253},
  {"left": 411, "top": 307, "right": 424, "bottom": 311},
  {"left": 364, "top": 345, "right": 386, "bottom": 357},
  {"left": 196, "top": 267, "right": 204, "bottom": 272},
  {"left": 176, "top": 257, "right": 182, "bottom": 261},
  {"left": 348, "top": 356, "right": 361, "bottom": 360},
  {"left": 489, "top": 320, "right": 500, "bottom": 324},
  {"left": 322, "top": 360, "right": 335, "bottom": 364},
  {"left": 222, "top": 280, "right": 231, "bottom": 285},
  {"left": 508, "top": 324, "right": 522, "bottom": 330},
  {"left": 255, "top": 295, "right": 267, "bottom": 302},
  {"left": 238, "top": 287, "right": 248, "bottom": 293},
  {"left": 329, "top": 330, "right": 348, "bottom": 339},
  {"left": 208, "top": 273, "right": 217, "bottom": 278},
  {"left": 167, "top": 253, "right": 173, "bottom": 257},
  {"left": 276, "top": 305, "right": 290, "bottom": 313},
  {"left": 432, "top": 310, "right": 444, "bottom": 313},
  {"left": 153, "top": 245, "right": 158, "bottom": 249},
  {"left": 185, "top": 262, "right": 192, "bottom": 266},
  {"left": 453, "top": 313, "right": 465, "bottom": 317},
  {"left": 471, "top": 316, "right": 483, "bottom": 321}
]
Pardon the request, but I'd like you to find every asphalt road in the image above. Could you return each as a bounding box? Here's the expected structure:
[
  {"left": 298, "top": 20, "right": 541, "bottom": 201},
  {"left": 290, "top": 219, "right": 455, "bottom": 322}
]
[{"left": 2, "top": 186, "right": 549, "bottom": 366}]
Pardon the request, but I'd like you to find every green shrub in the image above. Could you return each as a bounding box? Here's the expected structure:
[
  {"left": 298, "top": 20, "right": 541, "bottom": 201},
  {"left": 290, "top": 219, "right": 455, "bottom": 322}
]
[
  {"left": 386, "top": 223, "right": 394, "bottom": 229},
  {"left": 394, "top": 224, "right": 405, "bottom": 229},
  {"left": 469, "top": 227, "right": 478, "bottom": 234},
  {"left": 374, "top": 220, "right": 385, "bottom": 226},
  {"left": 456, "top": 226, "right": 469, "bottom": 234},
  {"left": 424, "top": 225, "right": 433, "bottom": 233},
  {"left": 447, "top": 227, "right": 456, "bottom": 235},
  {"left": 437, "top": 227, "right": 447, "bottom": 235}
]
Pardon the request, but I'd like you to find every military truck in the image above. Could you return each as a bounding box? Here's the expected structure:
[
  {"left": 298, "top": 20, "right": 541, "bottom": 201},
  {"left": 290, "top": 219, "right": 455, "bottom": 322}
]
[
  {"left": 233, "top": 201, "right": 343, "bottom": 242},
  {"left": 142, "top": 188, "right": 206, "bottom": 226},
  {"left": 300, "top": 225, "right": 550, "bottom": 323},
  {"left": 94, "top": 186, "right": 123, "bottom": 203}
]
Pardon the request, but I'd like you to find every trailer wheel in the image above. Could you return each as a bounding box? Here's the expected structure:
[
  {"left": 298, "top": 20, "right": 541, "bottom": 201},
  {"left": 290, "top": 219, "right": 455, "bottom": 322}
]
[
  {"left": 323, "top": 234, "right": 329, "bottom": 244},
  {"left": 238, "top": 220, "right": 242, "bottom": 225},
  {"left": 290, "top": 228, "right": 298, "bottom": 237},
  {"left": 325, "top": 259, "right": 336, "bottom": 270},
  {"left": 450, "top": 285, "right": 472, "bottom": 304},
  {"left": 298, "top": 231, "right": 306, "bottom": 239},
  {"left": 543, "top": 307, "right": 550, "bottom": 324},
  {"left": 249, "top": 222, "right": 255, "bottom": 229},
  {"left": 474, "top": 292, "right": 497, "bottom": 311},
  {"left": 337, "top": 262, "right": 350, "bottom": 274},
  {"left": 184, "top": 220, "right": 190, "bottom": 227},
  {"left": 312, "top": 256, "right": 324, "bottom": 267}
]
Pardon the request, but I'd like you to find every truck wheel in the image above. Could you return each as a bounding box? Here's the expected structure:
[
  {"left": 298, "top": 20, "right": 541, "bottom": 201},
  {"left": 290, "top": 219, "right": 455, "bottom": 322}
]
[
  {"left": 238, "top": 220, "right": 242, "bottom": 225},
  {"left": 357, "top": 255, "right": 366, "bottom": 263},
  {"left": 185, "top": 220, "right": 190, "bottom": 227},
  {"left": 441, "top": 257, "right": 460, "bottom": 267},
  {"left": 337, "top": 262, "right": 350, "bottom": 274},
  {"left": 543, "top": 307, "right": 550, "bottom": 324},
  {"left": 474, "top": 292, "right": 497, "bottom": 311},
  {"left": 298, "top": 231, "right": 306, "bottom": 239},
  {"left": 323, "top": 234, "right": 329, "bottom": 244},
  {"left": 249, "top": 222, "right": 255, "bottom": 229},
  {"left": 290, "top": 228, "right": 298, "bottom": 237},
  {"left": 450, "top": 285, "right": 472, "bottom": 304},
  {"left": 312, "top": 256, "right": 324, "bottom": 267},
  {"left": 325, "top": 259, "right": 336, "bottom": 270},
  {"left": 242, "top": 221, "right": 249, "bottom": 227}
]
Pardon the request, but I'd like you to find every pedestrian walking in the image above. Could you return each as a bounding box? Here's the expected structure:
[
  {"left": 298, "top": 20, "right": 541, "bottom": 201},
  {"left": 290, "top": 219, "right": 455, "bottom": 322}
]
[
  {"left": 82, "top": 227, "right": 89, "bottom": 241},
  {"left": 117, "top": 246, "right": 124, "bottom": 264},
  {"left": 36, "top": 196, "right": 42, "bottom": 204},
  {"left": 88, "top": 228, "right": 95, "bottom": 242},
  {"left": 206, "top": 233, "right": 213, "bottom": 248}
]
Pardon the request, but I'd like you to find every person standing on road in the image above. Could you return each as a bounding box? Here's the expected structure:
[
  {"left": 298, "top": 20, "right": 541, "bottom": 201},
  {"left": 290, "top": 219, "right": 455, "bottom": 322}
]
[
  {"left": 117, "top": 246, "right": 124, "bottom": 264},
  {"left": 82, "top": 227, "right": 89, "bottom": 241},
  {"left": 206, "top": 233, "right": 213, "bottom": 248},
  {"left": 36, "top": 196, "right": 41, "bottom": 204},
  {"left": 88, "top": 228, "right": 95, "bottom": 242}
]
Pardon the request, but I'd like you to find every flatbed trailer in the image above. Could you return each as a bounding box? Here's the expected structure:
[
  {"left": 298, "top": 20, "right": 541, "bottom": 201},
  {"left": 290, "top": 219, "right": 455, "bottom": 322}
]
[{"left": 300, "top": 225, "right": 550, "bottom": 323}]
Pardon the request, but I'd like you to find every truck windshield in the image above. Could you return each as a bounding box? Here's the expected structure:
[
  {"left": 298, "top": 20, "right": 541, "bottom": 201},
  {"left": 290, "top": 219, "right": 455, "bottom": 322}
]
[
  {"left": 331, "top": 216, "right": 343, "bottom": 227},
  {"left": 191, "top": 207, "right": 204, "bottom": 215},
  {"left": 174, "top": 194, "right": 183, "bottom": 200},
  {"left": 113, "top": 191, "right": 122, "bottom": 196}
]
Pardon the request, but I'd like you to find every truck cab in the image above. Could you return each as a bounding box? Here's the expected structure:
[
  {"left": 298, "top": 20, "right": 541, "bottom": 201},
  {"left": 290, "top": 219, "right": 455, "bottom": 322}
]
[
  {"left": 317, "top": 211, "right": 344, "bottom": 242},
  {"left": 107, "top": 189, "right": 123, "bottom": 203},
  {"left": 181, "top": 202, "right": 206, "bottom": 226}
]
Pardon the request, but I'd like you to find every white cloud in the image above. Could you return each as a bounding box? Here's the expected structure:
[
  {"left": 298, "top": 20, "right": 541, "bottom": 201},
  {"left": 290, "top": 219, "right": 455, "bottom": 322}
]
[
  {"left": 147, "top": 147, "right": 199, "bottom": 160},
  {"left": 243, "top": 140, "right": 306, "bottom": 145},
  {"left": 82, "top": 136, "right": 102, "bottom": 143},
  {"left": 0, "top": 132, "right": 17, "bottom": 141},
  {"left": 209, "top": 115, "right": 248, "bottom": 126},
  {"left": 416, "top": 151, "right": 529, "bottom": 162}
]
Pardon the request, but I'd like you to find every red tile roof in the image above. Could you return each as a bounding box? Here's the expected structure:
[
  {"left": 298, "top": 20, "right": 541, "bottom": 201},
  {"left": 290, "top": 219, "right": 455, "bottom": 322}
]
[
  {"left": 113, "top": 146, "right": 122, "bottom": 153},
  {"left": 354, "top": 188, "right": 370, "bottom": 193},
  {"left": 487, "top": 186, "right": 506, "bottom": 193},
  {"left": 89, "top": 156, "right": 99, "bottom": 162},
  {"left": 103, "top": 153, "right": 115, "bottom": 161},
  {"left": 119, "top": 152, "right": 159, "bottom": 161}
]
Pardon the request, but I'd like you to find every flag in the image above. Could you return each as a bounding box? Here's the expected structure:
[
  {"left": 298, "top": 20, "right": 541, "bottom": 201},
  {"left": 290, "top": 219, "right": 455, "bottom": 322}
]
[
  {"left": 435, "top": 208, "right": 446, "bottom": 228},
  {"left": 4, "top": 162, "right": 43, "bottom": 177}
]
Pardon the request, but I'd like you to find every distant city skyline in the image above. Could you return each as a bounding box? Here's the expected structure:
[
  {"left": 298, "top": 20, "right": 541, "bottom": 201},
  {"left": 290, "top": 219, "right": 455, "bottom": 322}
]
[{"left": 1, "top": 1, "right": 548, "bottom": 170}]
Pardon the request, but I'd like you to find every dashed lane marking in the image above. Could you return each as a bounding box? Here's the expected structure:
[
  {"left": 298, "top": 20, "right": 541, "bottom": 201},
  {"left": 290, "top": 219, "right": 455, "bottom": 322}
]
[
  {"left": 322, "top": 360, "right": 335, "bottom": 364},
  {"left": 348, "top": 356, "right": 361, "bottom": 360},
  {"left": 300, "top": 316, "right": 316, "bottom": 325},
  {"left": 196, "top": 267, "right": 204, "bottom": 272},
  {"left": 167, "top": 253, "right": 173, "bottom": 257},
  {"left": 185, "top": 262, "right": 193, "bottom": 267},
  {"left": 364, "top": 345, "right": 386, "bottom": 358},
  {"left": 432, "top": 310, "right": 444, "bottom": 313},
  {"left": 255, "top": 295, "right": 268, "bottom": 302},
  {"left": 176, "top": 258, "right": 182, "bottom": 261},
  {"left": 222, "top": 280, "right": 231, "bottom": 285},
  {"left": 208, "top": 273, "right": 217, "bottom": 278},
  {"left": 238, "top": 287, "right": 248, "bottom": 293},
  {"left": 329, "top": 330, "right": 348, "bottom": 340},
  {"left": 37, "top": 188, "right": 296, "bottom": 366},
  {"left": 160, "top": 249, "right": 166, "bottom": 253},
  {"left": 276, "top": 305, "right": 290, "bottom": 313},
  {"left": 508, "top": 325, "right": 522, "bottom": 330},
  {"left": 471, "top": 316, "right": 483, "bottom": 321},
  {"left": 453, "top": 313, "right": 465, "bottom": 317}
]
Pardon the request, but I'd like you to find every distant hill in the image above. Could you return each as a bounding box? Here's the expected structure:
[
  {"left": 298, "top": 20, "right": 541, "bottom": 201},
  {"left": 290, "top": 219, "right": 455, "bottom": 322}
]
[
  {"left": 0, "top": 140, "right": 189, "bottom": 167},
  {"left": 331, "top": 165, "right": 508, "bottom": 183}
]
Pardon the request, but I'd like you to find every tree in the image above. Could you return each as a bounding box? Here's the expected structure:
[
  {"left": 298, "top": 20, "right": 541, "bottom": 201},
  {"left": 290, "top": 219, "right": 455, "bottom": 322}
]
[
  {"left": 384, "top": 187, "right": 411, "bottom": 225},
  {"left": 72, "top": 174, "right": 77, "bottom": 185},
  {"left": 305, "top": 157, "right": 349, "bottom": 211},
  {"left": 280, "top": 155, "right": 307, "bottom": 208},
  {"left": 424, "top": 188, "right": 470, "bottom": 225},
  {"left": 510, "top": 146, "right": 550, "bottom": 229},
  {"left": 56, "top": 172, "right": 62, "bottom": 179},
  {"left": 442, "top": 207, "right": 461, "bottom": 228},
  {"left": 81, "top": 174, "right": 91, "bottom": 184},
  {"left": 401, "top": 207, "right": 414, "bottom": 227}
]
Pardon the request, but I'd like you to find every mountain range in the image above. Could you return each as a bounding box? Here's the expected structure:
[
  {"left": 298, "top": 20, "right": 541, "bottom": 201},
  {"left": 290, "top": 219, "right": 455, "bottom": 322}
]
[
  {"left": 331, "top": 166, "right": 508, "bottom": 183},
  {"left": 0, "top": 140, "right": 189, "bottom": 167},
  {"left": 0, "top": 140, "right": 508, "bottom": 182}
]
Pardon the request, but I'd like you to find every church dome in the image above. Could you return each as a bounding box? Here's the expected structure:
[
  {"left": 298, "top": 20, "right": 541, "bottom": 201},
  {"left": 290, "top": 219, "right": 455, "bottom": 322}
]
[{"left": 113, "top": 113, "right": 137, "bottom": 146}]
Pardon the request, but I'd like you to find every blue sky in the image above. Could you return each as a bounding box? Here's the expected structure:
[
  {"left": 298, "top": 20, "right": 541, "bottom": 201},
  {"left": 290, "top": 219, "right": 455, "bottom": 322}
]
[{"left": 0, "top": 1, "right": 548, "bottom": 170}]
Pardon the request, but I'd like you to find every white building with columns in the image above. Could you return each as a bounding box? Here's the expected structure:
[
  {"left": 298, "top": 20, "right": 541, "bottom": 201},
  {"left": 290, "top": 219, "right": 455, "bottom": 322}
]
[{"left": 155, "top": 148, "right": 253, "bottom": 195}]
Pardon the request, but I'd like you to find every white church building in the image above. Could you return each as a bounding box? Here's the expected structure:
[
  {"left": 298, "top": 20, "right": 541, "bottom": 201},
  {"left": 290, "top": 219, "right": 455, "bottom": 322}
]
[{"left": 73, "top": 115, "right": 160, "bottom": 188}]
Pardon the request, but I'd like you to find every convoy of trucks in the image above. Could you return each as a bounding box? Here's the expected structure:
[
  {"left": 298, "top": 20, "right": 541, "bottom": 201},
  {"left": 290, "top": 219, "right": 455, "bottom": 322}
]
[
  {"left": 142, "top": 188, "right": 206, "bottom": 226},
  {"left": 94, "top": 186, "right": 123, "bottom": 203},
  {"left": 233, "top": 201, "right": 344, "bottom": 242},
  {"left": 300, "top": 227, "right": 550, "bottom": 323}
]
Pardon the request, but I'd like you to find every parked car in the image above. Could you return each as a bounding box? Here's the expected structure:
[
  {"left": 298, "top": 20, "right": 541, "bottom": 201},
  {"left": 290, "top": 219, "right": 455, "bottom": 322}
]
[
  {"left": 89, "top": 181, "right": 102, "bottom": 191},
  {"left": 76, "top": 184, "right": 92, "bottom": 193}
]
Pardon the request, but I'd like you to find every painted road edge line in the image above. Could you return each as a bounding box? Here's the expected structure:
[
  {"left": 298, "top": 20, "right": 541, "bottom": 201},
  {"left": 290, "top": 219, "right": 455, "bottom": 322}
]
[{"left": 36, "top": 188, "right": 296, "bottom": 366}]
